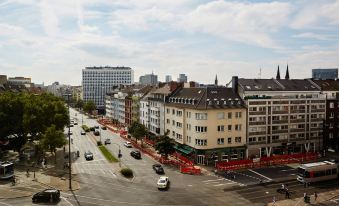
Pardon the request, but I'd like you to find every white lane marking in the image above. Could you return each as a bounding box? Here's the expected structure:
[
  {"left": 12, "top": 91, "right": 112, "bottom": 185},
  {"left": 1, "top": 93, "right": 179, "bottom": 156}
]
[
  {"left": 109, "top": 170, "right": 117, "bottom": 178},
  {"left": 248, "top": 169, "right": 272, "bottom": 181},
  {"left": 213, "top": 184, "right": 226, "bottom": 187},
  {"left": 281, "top": 169, "right": 296, "bottom": 172},
  {"left": 0, "top": 202, "right": 12, "bottom": 206},
  {"left": 62, "top": 196, "right": 74, "bottom": 206},
  {"left": 202, "top": 178, "right": 224, "bottom": 182}
]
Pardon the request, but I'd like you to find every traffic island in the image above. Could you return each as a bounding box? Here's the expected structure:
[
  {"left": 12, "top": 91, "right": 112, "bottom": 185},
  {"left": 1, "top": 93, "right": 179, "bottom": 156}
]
[
  {"left": 120, "top": 168, "right": 133, "bottom": 178},
  {"left": 98, "top": 145, "right": 118, "bottom": 163}
]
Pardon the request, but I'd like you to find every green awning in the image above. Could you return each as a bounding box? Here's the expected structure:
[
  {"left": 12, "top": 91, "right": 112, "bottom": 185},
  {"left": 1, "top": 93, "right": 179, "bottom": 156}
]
[{"left": 174, "top": 145, "right": 193, "bottom": 155}]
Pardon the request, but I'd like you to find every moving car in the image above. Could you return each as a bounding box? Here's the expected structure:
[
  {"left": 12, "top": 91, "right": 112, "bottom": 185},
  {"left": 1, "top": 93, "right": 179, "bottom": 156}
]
[
  {"left": 104, "top": 138, "right": 111, "bottom": 145},
  {"left": 84, "top": 151, "right": 94, "bottom": 160},
  {"left": 94, "top": 130, "right": 100, "bottom": 136},
  {"left": 90, "top": 127, "right": 95, "bottom": 131},
  {"left": 95, "top": 125, "right": 99, "bottom": 129},
  {"left": 32, "top": 189, "right": 60, "bottom": 203},
  {"left": 124, "top": 141, "right": 132, "bottom": 148},
  {"left": 74, "top": 122, "right": 78, "bottom": 125},
  {"left": 157, "top": 176, "right": 169, "bottom": 190},
  {"left": 152, "top": 164, "right": 164, "bottom": 174},
  {"left": 130, "top": 150, "right": 141, "bottom": 159},
  {"left": 80, "top": 131, "right": 86, "bottom": 135}
]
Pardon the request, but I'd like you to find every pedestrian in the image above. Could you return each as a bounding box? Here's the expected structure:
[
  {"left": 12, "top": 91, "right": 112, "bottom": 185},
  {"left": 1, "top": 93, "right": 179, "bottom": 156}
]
[
  {"left": 304, "top": 192, "right": 307, "bottom": 203},
  {"left": 26, "top": 168, "right": 30, "bottom": 177},
  {"left": 272, "top": 196, "right": 276, "bottom": 206},
  {"left": 314, "top": 191, "right": 318, "bottom": 201},
  {"left": 285, "top": 189, "right": 290, "bottom": 199}
]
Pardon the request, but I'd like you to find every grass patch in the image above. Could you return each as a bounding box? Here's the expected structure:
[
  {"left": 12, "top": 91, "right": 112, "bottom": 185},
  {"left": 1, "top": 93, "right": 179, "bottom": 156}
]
[
  {"left": 81, "top": 125, "right": 90, "bottom": 132},
  {"left": 98, "top": 145, "right": 118, "bottom": 162}
]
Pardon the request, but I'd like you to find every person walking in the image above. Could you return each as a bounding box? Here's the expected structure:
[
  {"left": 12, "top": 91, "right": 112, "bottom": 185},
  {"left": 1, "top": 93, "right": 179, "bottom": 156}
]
[
  {"left": 314, "top": 191, "right": 318, "bottom": 201},
  {"left": 272, "top": 196, "right": 276, "bottom": 206},
  {"left": 285, "top": 188, "right": 290, "bottom": 199}
]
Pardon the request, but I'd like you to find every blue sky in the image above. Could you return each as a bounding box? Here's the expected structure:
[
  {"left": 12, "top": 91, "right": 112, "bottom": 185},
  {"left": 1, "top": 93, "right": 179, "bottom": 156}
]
[{"left": 0, "top": 0, "right": 339, "bottom": 85}]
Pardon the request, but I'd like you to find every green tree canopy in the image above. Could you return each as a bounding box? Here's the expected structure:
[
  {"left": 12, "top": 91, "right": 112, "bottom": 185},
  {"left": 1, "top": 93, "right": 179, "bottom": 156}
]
[
  {"left": 128, "top": 121, "right": 148, "bottom": 145},
  {"left": 83, "top": 100, "right": 96, "bottom": 114},
  {"left": 155, "top": 131, "right": 176, "bottom": 159},
  {"left": 40, "top": 125, "right": 67, "bottom": 163},
  {"left": 75, "top": 99, "right": 84, "bottom": 110}
]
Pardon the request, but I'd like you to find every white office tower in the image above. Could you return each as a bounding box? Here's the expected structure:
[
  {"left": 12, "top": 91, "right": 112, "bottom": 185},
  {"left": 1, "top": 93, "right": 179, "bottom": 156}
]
[{"left": 82, "top": 66, "right": 133, "bottom": 111}]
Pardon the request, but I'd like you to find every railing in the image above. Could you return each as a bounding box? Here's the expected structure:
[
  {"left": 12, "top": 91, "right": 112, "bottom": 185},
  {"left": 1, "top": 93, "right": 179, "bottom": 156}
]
[
  {"left": 249, "top": 121, "right": 266, "bottom": 125},
  {"left": 249, "top": 131, "right": 266, "bottom": 136}
]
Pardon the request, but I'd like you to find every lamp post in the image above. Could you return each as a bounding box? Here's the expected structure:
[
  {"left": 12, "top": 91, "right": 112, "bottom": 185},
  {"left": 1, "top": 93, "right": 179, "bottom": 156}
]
[
  {"left": 111, "top": 143, "right": 122, "bottom": 167},
  {"left": 65, "top": 93, "right": 72, "bottom": 190}
]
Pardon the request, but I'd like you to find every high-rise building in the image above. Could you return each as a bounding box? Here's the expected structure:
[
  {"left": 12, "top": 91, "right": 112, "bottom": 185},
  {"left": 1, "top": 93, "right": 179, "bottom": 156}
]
[
  {"left": 82, "top": 66, "right": 133, "bottom": 111},
  {"left": 312, "top": 68, "right": 338, "bottom": 80},
  {"left": 139, "top": 73, "right": 158, "bottom": 85},
  {"left": 177, "top": 74, "right": 187, "bottom": 83},
  {"left": 165, "top": 75, "right": 172, "bottom": 83},
  {"left": 7, "top": 77, "right": 31, "bottom": 85}
]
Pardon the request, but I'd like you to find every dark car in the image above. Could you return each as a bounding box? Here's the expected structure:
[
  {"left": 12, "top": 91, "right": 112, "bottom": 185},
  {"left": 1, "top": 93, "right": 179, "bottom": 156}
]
[
  {"left": 90, "top": 127, "right": 95, "bottom": 131},
  {"left": 101, "top": 126, "right": 107, "bottom": 130},
  {"left": 130, "top": 150, "right": 141, "bottom": 159},
  {"left": 94, "top": 130, "right": 100, "bottom": 136},
  {"left": 32, "top": 189, "right": 60, "bottom": 203},
  {"left": 152, "top": 164, "right": 164, "bottom": 174},
  {"left": 84, "top": 151, "right": 94, "bottom": 160}
]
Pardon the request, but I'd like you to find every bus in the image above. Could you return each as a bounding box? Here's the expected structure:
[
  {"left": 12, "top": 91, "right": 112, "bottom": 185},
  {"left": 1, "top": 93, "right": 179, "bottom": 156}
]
[
  {"left": 0, "top": 161, "right": 14, "bottom": 180},
  {"left": 297, "top": 161, "right": 338, "bottom": 183}
]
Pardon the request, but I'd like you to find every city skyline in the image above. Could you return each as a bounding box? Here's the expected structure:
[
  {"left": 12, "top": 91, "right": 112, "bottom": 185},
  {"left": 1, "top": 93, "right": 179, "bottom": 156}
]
[{"left": 1, "top": 0, "right": 339, "bottom": 85}]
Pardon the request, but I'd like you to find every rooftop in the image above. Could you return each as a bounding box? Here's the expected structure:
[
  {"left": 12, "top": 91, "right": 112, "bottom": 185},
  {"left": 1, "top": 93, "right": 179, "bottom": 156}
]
[{"left": 239, "top": 79, "right": 320, "bottom": 91}]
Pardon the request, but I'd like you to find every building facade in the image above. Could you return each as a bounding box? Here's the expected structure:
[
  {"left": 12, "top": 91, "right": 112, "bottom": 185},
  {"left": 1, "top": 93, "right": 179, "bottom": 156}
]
[
  {"left": 236, "top": 77, "right": 326, "bottom": 158},
  {"left": 139, "top": 73, "right": 158, "bottom": 85},
  {"left": 165, "top": 87, "right": 247, "bottom": 165},
  {"left": 177, "top": 74, "right": 188, "bottom": 83},
  {"left": 165, "top": 75, "right": 172, "bottom": 83},
  {"left": 7, "top": 77, "right": 31, "bottom": 85},
  {"left": 82, "top": 66, "right": 133, "bottom": 111},
  {"left": 312, "top": 68, "right": 338, "bottom": 80}
]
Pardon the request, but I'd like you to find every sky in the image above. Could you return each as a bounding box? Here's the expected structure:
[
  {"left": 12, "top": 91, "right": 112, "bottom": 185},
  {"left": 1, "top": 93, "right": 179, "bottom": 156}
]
[{"left": 0, "top": 0, "right": 339, "bottom": 86}]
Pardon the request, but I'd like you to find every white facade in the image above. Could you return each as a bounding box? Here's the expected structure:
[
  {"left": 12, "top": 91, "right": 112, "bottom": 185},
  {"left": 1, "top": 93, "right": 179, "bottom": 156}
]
[{"left": 82, "top": 66, "right": 133, "bottom": 109}]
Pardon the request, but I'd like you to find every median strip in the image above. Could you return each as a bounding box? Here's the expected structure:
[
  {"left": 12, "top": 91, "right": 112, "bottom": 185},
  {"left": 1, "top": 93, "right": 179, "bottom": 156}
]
[{"left": 98, "top": 145, "right": 118, "bottom": 163}]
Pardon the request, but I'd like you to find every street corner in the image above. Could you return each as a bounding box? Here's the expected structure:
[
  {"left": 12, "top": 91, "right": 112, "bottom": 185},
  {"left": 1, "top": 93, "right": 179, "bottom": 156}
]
[
  {"left": 0, "top": 187, "right": 32, "bottom": 199},
  {"left": 36, "top": 175, "right": 80, "bottom": 192}
]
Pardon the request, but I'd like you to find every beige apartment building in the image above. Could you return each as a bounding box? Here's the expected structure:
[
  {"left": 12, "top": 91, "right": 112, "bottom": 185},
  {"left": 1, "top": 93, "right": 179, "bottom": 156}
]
[{"left": 165, "top": 87, "right": 246, "bottom": 165}]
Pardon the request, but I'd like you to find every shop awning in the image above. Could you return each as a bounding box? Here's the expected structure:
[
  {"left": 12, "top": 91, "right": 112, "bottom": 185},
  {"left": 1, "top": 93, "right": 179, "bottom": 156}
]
[{"left": 174, "top": 145, "right": 194, "bottom": 155}]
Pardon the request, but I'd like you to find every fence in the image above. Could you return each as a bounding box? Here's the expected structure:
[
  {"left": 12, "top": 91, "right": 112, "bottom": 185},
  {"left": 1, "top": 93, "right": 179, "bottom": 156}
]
[{"left": 216, "top": 152, "right": 319, "bottom": 171}]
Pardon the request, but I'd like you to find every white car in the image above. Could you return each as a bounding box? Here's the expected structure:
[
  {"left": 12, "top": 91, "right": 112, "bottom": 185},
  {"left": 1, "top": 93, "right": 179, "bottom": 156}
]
[
  {"left": 124, "top": 141, "right": 132, "bottom": 148},
  {"left": 157, "top": 176, "right": 169, "bottom": 189}
]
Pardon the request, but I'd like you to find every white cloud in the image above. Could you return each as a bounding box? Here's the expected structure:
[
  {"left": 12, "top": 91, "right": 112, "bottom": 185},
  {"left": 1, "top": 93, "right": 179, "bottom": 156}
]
[
  {"left": 39, "top": 0, "right": 59, "bottom": 36},
  {"left": 178, "top": 1, "right": 292, "bottom": 48}
]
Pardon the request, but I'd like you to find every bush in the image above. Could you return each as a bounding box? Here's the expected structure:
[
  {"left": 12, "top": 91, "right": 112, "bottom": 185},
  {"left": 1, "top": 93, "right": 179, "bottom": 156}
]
[
  {"left": 120, "top": 168, "right": 133, "bottom": 178},
  {"left": 97, "top": 141, "right": 102, "bottom": 146}
]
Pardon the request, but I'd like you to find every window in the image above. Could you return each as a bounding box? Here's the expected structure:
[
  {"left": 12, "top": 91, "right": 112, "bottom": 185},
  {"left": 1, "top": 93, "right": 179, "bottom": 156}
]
[
  {"left": 217, "top": 112, "right": 225, "bottom": 119},
  {"left": 329, "top": 133, "right": 334, "bottom": 139},
  {"left": 228, "top": 112, "right": 232, "bottom": 119},
  {"left": 330, "top": 102, "right": 334, "bottom": 108},
  {"left": 166, "top": 119, "right": 170, "bottom": 124},
  {"left": 217, "top": 125, "right": 224, "bottom": 132},
  {"left": 235, "top": 124, "right": 241, "bottom": 131},
  {"left": 217, "top": 138, "right": 224, "bottom": 145},
  {"left": 195, "top": 126, "right": 207, "bottom": 132},
  {"left": 228, "top": 137, "right": 232, "bottom": 144},
  {"left": 195, "top": 113, "right": 208, "bottom": 120},
  {"left": 186, "top": 136, "right": 191, "bottom": 143},
  {"left": 186, "top": 112, "right": 191, "bottom": 118},
  {"left": 195, "top": 139, "right": 207, "bottom": 146},
  {"left": 249, "top": 137, "right": 256, "bottom": 142},
  {"left": 176, "top": 122, "right": 182, "bottom": 128},
  {"left": 172, "top": 109, "right": 175, "bottom": 115},
  {"left": 172, "top": 120, "right": 175, "bottom": 126},
  {"left": 228, "top": 125, "right": 232, "bottom": 131},
  {"left": 235, "top": 112, "right": 242, "bottom": 118},
  {"left": 176, "top": 133, "right": 182, "bottom": 140},
  {"left": 166, "top": 108, "right": 170, "bottom": 114},
  {"left": 235, "top": 137, "right": 241, "bottom": 143},
  {"left": 172, "top": 131, "right": 175, "bottom": 137},
  {"left": 176, "top": 110, "right": 182, "bottom": 117}
]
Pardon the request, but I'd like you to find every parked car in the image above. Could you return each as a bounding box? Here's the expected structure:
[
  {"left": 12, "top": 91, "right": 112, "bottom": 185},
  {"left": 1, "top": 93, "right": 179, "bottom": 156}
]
[
  {"left": 95, "top": 125, "right": 99, "bottom": 129},
  {"left": 69, "top": 124, "right": 74, "bottom": 127},
  {"left": 32, "top": 189, "right": 60, "bottom": 203},
  {"left": 130, "top": 150, "right": 141, "bottom": 159},
  {"left": 84, "top": 151, "right": 94, "bottom": 160},
  {"left": 80, "top": 131, "right": 86, "bottom": 135},
  {"left": 124, "top": 141, "right": 132, "bottom": 148},
  {"left": 157, "top": 176, "right": 169, "bottom": 190},
  {"left": 74, "top": 122, "right": 78, "bottom": 125},
  {"left": 152, "top": 164, "right": 164, "bottom": 174},
  {"left": 101, "top": 126, "right": 107, "bottom": 130},
  {"left": 104, "top": 138, "right": 111, "bottom": 145},
  {"left": 90, "top": 127, "right": 95, "bottom": 131},
  {"left": 94, "top": 130, "right": 100, "bottom": 136}
]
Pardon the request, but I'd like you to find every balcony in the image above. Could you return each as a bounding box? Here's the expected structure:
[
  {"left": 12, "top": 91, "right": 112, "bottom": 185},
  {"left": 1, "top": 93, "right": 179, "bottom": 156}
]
[
  {"left": 247, "top": 141, "right": 267, "bottom": 145},
  {"left": 290, "top": 137, "right": 305, "bottom": 141},
  {"left": 312, "top": 109, "right": 325, "bottom": 113},
  {"left": 290, "top": 128, "right": 305, "bottom": 133},
  {"left": 272, "top": 110, "right": 289, "bottom": 115},
  {"left": 249, "top": 111, "right": 266, "bottom": 115},
  {"left": 272, "top": 129, "right": 288, "bottom": 134},
  {"left": 272, "top": 139, "right": 288, "bottom": 143},
  {"left": 290, "top": 119, "right": 305, "bottom": 123},
  {"left": 310, "top": 128, "right": 322, "bottom": 131},
  {"left": 272, "top": 120, "right": 288, "bottom": 124},
  {"left": 311, "top": 118, "right": 323, "bottom": 122},
  {"left": 249, "top": 131, "right": 266, "bottom": 136},
  {"left": 249, "top": 121, "right": 266, "bottom": 125},
  {"left": 290, "top": 110, "right": 306, "bottom": 114}
]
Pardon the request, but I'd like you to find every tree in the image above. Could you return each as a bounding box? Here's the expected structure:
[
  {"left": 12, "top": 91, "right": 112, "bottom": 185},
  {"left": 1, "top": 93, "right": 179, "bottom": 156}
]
[
  {"left": 40, "top": 125, "right": 67, "bottom": 163},
  {"left": 83, "top": 100, "right": 96, "bottom": 114},
  {"left": 155, "top": 131, "right": 176, "bottom": 159},
  {"left": 75, "top": 99, "right": 84, "bottom": 110},
  {"left": 128, "top": 121, "right": 148, "bottom": 146}
]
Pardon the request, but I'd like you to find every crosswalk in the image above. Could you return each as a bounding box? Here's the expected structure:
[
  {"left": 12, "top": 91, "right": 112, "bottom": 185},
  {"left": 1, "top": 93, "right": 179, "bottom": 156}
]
[
  {"left": 202, "top": 177, "right": 245, "bottom": 187},
  {"left": 72, "top": 159, "right": 117, "bottom": 178}
]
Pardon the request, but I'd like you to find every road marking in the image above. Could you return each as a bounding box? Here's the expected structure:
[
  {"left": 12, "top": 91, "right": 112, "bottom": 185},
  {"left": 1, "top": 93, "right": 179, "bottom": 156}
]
[
  {"left": 62, "top": 196, "right": 75, "bottom": 206},
  {"left": 213, "top": 184, "right": 226, "bottom": 187},
  {"left": 202, "top": 178, "right": 224, "bottom": 182},
  {"left": 281, "top": 169, "right": 296, "bottom": 172},
  {"left": 248, "top": 169, "right": 272, "bottom": 181},
  {"left": 0, "top": 202, "right": 12, "bottom": 206}
]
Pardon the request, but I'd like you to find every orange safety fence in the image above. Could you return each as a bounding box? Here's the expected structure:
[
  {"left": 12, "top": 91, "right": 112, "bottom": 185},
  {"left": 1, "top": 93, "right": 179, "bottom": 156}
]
[{"left": 180, "top": 166, "right": 202, "bottom": 175}]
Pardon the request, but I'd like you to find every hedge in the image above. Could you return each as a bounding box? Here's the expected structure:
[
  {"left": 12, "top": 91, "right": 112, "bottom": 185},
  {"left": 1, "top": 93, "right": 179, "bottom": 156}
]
[{"left": 120, "top": 168, "right": 133, "bottom": 178}]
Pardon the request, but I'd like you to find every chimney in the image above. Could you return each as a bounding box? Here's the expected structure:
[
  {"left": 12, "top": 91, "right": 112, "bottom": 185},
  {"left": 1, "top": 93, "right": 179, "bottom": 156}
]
[{"left": 232, "top": 76, "right": 238, "bottom": 93}]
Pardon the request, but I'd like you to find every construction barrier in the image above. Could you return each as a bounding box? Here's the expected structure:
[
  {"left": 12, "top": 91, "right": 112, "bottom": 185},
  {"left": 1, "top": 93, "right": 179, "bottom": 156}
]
[
  {"left": 216, "top": 152, "right": 318, "bottom": 171},
  {"left": 180, "top": 166, "right": 202, "bottom": 175}
]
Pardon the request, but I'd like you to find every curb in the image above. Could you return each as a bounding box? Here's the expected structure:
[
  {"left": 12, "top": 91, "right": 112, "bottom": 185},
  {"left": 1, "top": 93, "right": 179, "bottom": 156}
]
[
  {"left": 35, "top": 178, "right": 81, "bottom": 192},
  {"left": 0, "top": 188, "right": 32, "bottom": 199}
]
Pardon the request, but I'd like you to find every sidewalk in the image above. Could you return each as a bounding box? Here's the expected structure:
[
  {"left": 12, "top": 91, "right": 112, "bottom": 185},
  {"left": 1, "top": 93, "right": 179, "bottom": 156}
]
[
  {"left": 0, "top": 149, "right": 80, "bottom": 199},
  {"left": 267, "top": 189, "right": 339, "bottom": 206}
]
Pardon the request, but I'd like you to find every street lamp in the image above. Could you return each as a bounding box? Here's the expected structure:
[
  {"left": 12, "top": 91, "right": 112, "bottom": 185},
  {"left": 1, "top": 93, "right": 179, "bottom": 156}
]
[
  {"left": 111, "top": 143, "right": 122, "bottom": 167},
  {"left": 65, "top": 92, "right": 72, "bottom": 190}
]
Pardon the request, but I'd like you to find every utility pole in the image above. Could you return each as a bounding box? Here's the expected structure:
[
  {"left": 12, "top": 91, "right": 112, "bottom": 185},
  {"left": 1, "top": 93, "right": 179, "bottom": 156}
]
[{"left": 67, "top": 93, "right": 72, "bottom": 190}]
